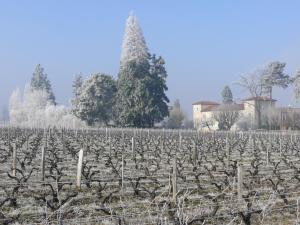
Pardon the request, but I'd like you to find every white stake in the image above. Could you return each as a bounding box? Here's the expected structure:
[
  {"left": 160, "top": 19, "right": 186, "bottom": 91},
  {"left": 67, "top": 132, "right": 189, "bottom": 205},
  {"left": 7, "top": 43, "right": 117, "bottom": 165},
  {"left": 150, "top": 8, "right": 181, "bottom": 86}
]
[{"left": 76, "top": 149, "right": 84, "bottom": 190}]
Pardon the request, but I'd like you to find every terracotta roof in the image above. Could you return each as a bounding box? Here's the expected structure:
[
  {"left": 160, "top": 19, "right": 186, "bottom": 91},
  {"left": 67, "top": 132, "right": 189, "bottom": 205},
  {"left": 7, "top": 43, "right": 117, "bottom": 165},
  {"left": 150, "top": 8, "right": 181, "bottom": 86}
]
[
  {"left": 243, "top": 96, "right": 277, "bottom": 102},
  {"left": 201, "top": 105, "right": 219, "bottom": 112},
  {"left": 201, "top": 103, "right": 244, "bottom": 112},
  {"left": 192, "top": 101, "right": 220, "bottom": 106}
]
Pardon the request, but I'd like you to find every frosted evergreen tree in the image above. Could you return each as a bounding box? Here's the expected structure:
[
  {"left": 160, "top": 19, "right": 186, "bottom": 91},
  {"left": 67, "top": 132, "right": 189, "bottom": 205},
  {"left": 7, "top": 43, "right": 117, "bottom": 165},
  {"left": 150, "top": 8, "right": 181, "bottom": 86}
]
[
  {"left": 71, "top": 74, "right": 83, "bottom": 113},
  {"left": 115, "top": 13, "right": 169, "bottom": 127},
  {"left": 30, "top": 64, "right": 56, "bottom": 104},
  {"left": 221, "top": 85, "right": 233, "bottom": 104},
  {"left": 120, "top": 12, "right": 149, "bottom": 67},
  {"left": 148, "top": 54, "right": 169, "bottom": 121},
  {"left": 261, "top": 61, "right": 292, "bottom": 98},
  {"left": 72, "top": 74, "right": 83, "bottom": 97},
  {"left": 72, "top": 73, "right": 117, "bottom": 126}
]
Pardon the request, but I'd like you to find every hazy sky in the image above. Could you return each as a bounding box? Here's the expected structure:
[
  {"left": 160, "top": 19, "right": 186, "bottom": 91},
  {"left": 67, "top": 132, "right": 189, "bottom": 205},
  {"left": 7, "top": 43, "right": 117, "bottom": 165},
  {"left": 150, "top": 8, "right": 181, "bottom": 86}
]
[{"left": 1, "top": 1, "right": 300, "bottom": 117}]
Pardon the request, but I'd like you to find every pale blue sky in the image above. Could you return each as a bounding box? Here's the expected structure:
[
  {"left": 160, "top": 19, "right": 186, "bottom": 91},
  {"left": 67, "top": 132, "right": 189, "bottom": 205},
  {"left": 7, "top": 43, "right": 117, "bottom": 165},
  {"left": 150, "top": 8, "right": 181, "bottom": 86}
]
[{"left": 1, "top": 1, "right": 300, "bottom": 117}]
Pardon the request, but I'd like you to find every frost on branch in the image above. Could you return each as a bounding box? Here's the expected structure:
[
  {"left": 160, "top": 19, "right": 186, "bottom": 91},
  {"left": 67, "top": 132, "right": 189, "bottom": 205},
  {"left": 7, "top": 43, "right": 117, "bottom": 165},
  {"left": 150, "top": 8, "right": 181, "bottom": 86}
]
[
  {"left": 9, "top": 87, "right": 84, "bottom": 128},
  {"left": 120, "top": 13, "right": 149, "bottom": 66}
]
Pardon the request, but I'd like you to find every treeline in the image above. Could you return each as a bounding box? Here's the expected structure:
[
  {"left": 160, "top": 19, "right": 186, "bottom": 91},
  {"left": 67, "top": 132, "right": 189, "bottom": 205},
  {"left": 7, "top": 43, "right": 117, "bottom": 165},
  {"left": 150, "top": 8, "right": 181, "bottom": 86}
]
[{"left": 8, "top": 14, "right": 191, "bottom": 129}]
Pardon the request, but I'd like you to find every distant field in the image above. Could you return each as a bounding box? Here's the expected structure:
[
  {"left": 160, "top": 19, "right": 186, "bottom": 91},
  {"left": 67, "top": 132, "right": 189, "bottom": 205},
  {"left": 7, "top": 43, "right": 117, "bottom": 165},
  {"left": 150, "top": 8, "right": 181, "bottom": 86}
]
[{"left": 0, "top": 127, "right": 300, "bottom": 225}]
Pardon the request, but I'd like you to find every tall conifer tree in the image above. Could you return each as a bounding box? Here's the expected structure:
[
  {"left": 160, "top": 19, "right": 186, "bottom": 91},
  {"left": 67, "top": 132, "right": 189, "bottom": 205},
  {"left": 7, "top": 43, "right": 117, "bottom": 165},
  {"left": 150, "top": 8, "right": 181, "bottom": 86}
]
[
  {"left": 30, "top": 64, "right": 56, "bottom": 104},
  {"left": 115, "top": 13, "right": 169, "bottom": 127}
]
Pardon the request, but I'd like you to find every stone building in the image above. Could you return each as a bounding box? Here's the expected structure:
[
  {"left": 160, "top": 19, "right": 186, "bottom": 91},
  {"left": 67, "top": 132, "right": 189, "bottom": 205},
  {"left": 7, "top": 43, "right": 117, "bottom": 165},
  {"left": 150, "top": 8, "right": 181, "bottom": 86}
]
[{"left": 192, "top": 97, "right": 289, "bottom": 130}]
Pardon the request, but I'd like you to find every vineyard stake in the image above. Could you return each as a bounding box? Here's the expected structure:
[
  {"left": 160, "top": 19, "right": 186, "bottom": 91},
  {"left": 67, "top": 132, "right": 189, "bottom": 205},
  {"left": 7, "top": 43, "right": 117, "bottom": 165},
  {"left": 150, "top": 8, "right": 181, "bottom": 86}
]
[
  {"left": 41, "top": 145, "right": 46, "bottom": 181},
  {"left": 61, "top": 128, "right": 65, "bottom": 154},
  {"left": 179, "top": 133, "right": 182, "bottom": 152},
  {"left": 168, "top": 169, "right": 172, "bottom": 196},
  {"left": 121, "top": 152, "right": 124, "bottom": 198},
  {"left": 279, "top": 137, "right": 282, "bottom": 158},
  {"left": 266, "top": 145, "right": 269, "bottom": 166},
  {"left": 297, "top": 198, "right": 299, "bottom": 224},
  {"left": 131, "top": 137, "right": 135, "bottom": 159},
  {"left": 109, "top": 136, "right": 112, "bottom": 157},
  {"left": 237, "top": 163, "right": 243, "bottom": 203},
  {"left": 172, "top": 159, "right": 177, "bottom": 204},
  {"left": 76, "top": 149, "right": 84, "bottom": 190},
  {"left": 12, "top": 143, "right": 17, "bottom": 177},
  {"left": 26, "top": 133, "right": 29, "bottom": 151},
  {"left": 105, "top": 127, "right": 108, "bottom": 141},
  {"left": 193, "top": 141, "right": 198, "bottom": 164},
  {"left": 226, "top": 137, "right": 230, "bottom": 169}
]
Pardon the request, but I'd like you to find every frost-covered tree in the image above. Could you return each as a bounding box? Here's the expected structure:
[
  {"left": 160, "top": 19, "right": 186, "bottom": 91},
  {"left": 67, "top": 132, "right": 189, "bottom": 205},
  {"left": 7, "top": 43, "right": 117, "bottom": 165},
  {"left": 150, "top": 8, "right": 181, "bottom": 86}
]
[
  {"left": 72, "top": 73, "right": 117, "bottom": 126},
  {"left": 165, "top": 99, "right": 185, "bottom": 129},
  {"left": 115, "top": 13, "right": 169, "bottom": 127},
  {"left": 214, "top": 87, "right": 239, "bottom": 130},
  {"left": 9, "top": 87, "right": 83, "bottom": 128},
  {"left": 120, "top": 12, "right": 149, "bottom": 67},
  {"left": 237, "top": 72, "right": 264, "bottom": 97},
  {"left": 115, "top": 60, "right": 151, "bottom": 127},
  {"left": 221, "top": 85, "right": 233, "bottom": 104},
  {"left": 9, "top": 88, "right": 24, "bottom": 125},
  {"left": 72, "top": 74, "right": 83, "bottom": 97},
  {"left": 237, "top": 61, "right": 292, "bottom": 128},
  {"left": 213, "top": 105, "right": 240, "bottom": 131},
  {"left": 293, "top": 69, "right": 300, "bottom": 102},
  {"left": 71, "top": 74, "right": 84, "bottom": 114},
  {"left": 148, "top": 54, "right": 169, "bottom": 122},
  {"left": 261, "top": 61, "right": 292, "bottom": 98},
  {"left": 238, "top": 61, "right": 292, "bottom": 98},
  {"left": 30, "top": 64, "right": 56, "bottom": 104}
]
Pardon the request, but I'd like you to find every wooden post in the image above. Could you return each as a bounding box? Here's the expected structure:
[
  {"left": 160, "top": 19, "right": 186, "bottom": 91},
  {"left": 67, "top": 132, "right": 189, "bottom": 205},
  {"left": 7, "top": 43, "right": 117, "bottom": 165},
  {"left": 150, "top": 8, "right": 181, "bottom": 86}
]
[
  {"left": 76, "top": 149, "right": 84, "bottom": 190},
  {"left": 41, "top": 145, "right": 46, "bottom": 181},
  {"left": 172, "top": 160, "right": 177, "bottom": 204},
  {"left": 8, "top": 127, "right": 10, "bottom": 147},
  {"left": 237, "top": 163, "right": 243, "bottom": 203},
  {"left": 266, "top": 145, "right": 269, "bottom": 166},
  {"left": 168, "top": 169, "right": 172, "bottom": 196},
  {"left": 26, "top": 134, "right": 29, "bottom": 151},
  {"left": 226, "top": 137, "right": 230, "bottom": 169},
  {"left": 297, "top": 198, "right": 299, "bottom": 224},
  {"left": 61, "top": 128, "right": 65, "bottom": 154},
  {"left": 121, "top": 153, "right": 124, "bottom": 197},
  {"left": 61, "top": 128, "right": 64, "bottom": 140},
  {"left": 192, "top": 141, "right": 198, "bottom": 164},
  {"left": 179, "top": 133, "right": 182, "bottom": 150},
  {"left": 131, "top": 137, "right": 135, "bottom": 159},
  {"left": 12, "top": 143, "right": 17, "bottom": 177},
  {"left": 161, "top": 131, "right": 165, "bottom": 152},
  {"left": 105, "top": 127, "right": 108, "bottom": 141},
  {"left": 279, "top": 137, "right": 282, "bottom": 158},
  {"left": 109, "top": 136, "right": 112, "bottom": 157}
]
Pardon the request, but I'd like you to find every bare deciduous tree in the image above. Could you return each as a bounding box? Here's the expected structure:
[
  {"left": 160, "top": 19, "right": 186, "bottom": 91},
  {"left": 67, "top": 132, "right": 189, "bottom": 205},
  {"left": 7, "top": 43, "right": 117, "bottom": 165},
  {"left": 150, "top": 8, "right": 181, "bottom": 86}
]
[{"left": 213, "top": 105, "right": 240, "bottom": 130}]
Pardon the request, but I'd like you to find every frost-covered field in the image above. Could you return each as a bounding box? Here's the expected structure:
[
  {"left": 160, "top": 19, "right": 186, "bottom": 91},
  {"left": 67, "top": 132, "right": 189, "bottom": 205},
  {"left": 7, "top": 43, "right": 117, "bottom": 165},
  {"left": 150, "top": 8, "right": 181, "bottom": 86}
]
[{"left": 1, "top": 127, "right": 300, "bottom": 224}]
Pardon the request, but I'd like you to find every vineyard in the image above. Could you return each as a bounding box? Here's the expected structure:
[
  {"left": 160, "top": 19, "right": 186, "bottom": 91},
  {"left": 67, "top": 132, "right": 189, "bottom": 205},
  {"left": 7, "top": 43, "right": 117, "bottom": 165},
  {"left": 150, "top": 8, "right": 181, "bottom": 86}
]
[{"left": 1, "top": 127, "right": 300, "bottom": 225}]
